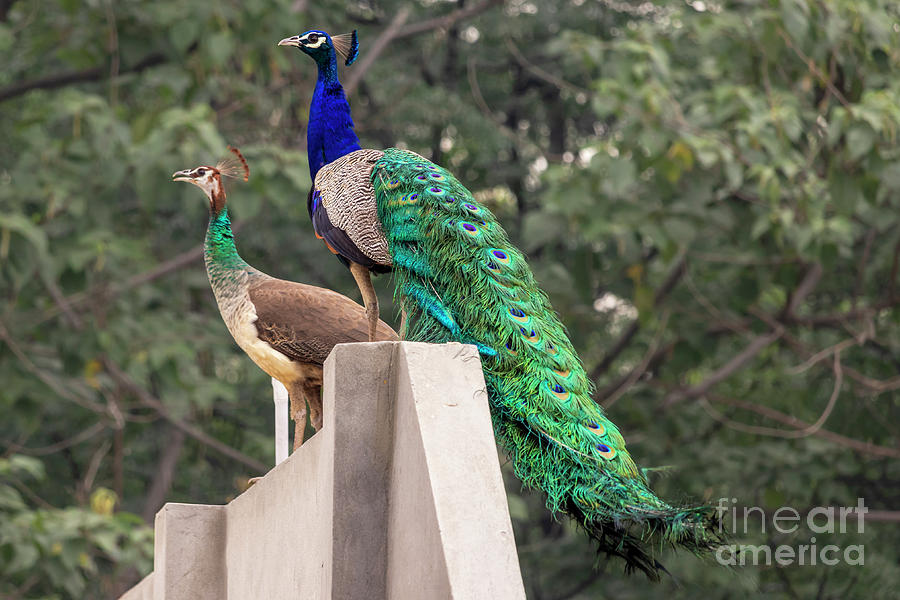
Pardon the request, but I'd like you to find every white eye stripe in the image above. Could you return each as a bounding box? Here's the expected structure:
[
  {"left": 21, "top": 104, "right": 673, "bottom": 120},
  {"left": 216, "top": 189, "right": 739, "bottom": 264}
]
[{"left": 302, "top": 34, "right": 326, "bottom": 49}]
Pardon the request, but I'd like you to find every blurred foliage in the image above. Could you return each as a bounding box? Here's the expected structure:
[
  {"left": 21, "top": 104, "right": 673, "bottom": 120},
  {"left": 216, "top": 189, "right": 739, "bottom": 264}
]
[
  {"left": 1, "top": 456, "right": 152, "bottom": 598},
  {"left": 2, "top": 0, "right": 900, "bottom": 598}
]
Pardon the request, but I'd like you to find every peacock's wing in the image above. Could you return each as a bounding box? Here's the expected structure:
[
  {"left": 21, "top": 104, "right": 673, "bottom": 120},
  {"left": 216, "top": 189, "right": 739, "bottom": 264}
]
[
  {"left": 248, "top": 278, "right": 398, "bottom": 364},
  {"left": 365, "top": 147, "right": 719, "bottom": 576},
  {"left": 310, "top": 149, "right": 392, "bottom": 272}
]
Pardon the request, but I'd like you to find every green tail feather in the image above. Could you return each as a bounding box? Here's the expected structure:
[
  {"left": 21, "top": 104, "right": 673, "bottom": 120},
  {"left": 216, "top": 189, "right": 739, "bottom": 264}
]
[{"left": 372, "top": 148, "right": 719, "bottom": 577}]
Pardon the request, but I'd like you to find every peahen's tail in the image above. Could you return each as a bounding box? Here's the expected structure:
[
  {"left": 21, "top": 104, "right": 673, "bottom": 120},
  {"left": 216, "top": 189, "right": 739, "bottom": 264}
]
[{"left": 372, "top": 148, "right": 720, "bottom": 577}]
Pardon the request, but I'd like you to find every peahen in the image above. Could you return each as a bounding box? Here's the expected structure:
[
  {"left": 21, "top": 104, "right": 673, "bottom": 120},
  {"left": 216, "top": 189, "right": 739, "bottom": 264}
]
[
  {"left": 280, "top": 30, "right": 718, "bottom": 576},
  {"left": 173, "top": 147, "right": 397, "bottom": 450}
]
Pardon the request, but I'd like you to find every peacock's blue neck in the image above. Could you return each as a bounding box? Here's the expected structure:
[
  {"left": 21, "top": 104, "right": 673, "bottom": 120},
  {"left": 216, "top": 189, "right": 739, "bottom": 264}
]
[
  {"left": 205, "top": 208, "right": 251, "bottom": 286},
  {"left": 306, "top": 53, "right": 361, "bottom": 182}
]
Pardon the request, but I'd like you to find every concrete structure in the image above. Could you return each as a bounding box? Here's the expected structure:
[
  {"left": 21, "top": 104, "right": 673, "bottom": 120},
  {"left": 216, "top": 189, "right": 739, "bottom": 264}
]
[{"left": 119, "top": 342, "right": 525, "bottom": 600}]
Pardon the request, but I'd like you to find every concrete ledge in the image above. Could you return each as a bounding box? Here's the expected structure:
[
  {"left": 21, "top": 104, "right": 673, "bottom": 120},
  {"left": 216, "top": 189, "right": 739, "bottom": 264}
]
[
  {"left": 120, "top": 342, "right": 525, "bottom": 600},
  {"left": 119, "top": 574, "right": 153, "bottom": 600},
  {"left": 154, "top": 503, "right": 226, "bottom": 600}
]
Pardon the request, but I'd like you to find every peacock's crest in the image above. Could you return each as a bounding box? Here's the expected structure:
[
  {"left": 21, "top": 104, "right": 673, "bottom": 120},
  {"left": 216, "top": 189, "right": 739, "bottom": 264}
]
[{"left": 331, "top": 30, "right": 359, "bottom": 66}]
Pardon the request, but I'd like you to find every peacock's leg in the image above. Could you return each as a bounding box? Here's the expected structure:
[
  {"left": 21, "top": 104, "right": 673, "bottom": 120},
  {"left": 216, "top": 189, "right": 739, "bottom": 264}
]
[
  {"left": 305, "top": 382, "right": 324, "bottom": 432},
  {"left": 399, "top": 306, "right": 408, "bottom": 340},
  {"left": 288, "top": 383, "right": 309, "bottom": 451},
  {"left": 349, "top": 261, "right": 379, "bottom": 342}
]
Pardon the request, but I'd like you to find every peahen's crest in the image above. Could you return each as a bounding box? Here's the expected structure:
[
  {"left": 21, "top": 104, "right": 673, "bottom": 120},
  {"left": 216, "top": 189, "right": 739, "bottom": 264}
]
[{"left": 216, "top": 146, "right": 250, "bottom": 182}]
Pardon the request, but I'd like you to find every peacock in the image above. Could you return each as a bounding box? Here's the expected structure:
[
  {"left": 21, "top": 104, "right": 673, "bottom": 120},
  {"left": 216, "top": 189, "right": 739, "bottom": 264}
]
[
  {"left": 279, "top": 30, "right": 718, "bottom": 576},
  {"left": 277, "top": 29, "right": 389, "bottom": 343},
  {"left": 173, "top": 147, "right": 397, "bottom": 451}
]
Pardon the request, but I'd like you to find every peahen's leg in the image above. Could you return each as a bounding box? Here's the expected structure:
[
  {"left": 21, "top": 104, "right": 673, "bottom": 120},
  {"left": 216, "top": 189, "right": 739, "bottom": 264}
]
[
  {"left": 305, "top": 382, "right": 324, "bottom": 432},
  {"left": 288, "top": 383, "right": 309, "bottom": 451},
  {"left": 349, "top": 261, "right": 379, "bottom": 342}
]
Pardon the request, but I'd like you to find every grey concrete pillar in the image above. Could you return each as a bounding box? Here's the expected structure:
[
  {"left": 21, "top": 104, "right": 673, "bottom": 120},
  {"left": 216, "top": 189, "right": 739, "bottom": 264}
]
[
  {"left": 387, "top": 343, "right": 525, "bottom": 600},
  {"left": 153, "top": 503, "right": 226, "bottom": 600},
  {"left": 324, "top": 341, "right": 397, "bottom": 599}
]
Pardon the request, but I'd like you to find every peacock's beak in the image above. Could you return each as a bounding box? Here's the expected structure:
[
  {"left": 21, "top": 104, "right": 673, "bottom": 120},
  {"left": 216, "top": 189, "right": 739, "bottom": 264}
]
[
  {"left": 278, "top": 36, "right": 302, "bottom": 47},
  {"left": 172, "top": 169, "right": 193, "bottom": 182}
]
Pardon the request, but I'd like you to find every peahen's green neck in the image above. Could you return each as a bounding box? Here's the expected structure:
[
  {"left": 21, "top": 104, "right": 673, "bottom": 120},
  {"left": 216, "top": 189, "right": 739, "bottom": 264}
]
[{"left": 205, "top": 207, "right": 252, "bottom": 288}]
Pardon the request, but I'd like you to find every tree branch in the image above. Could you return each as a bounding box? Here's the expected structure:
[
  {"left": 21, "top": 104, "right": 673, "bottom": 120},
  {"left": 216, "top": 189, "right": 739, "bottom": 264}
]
[
  {"left": 343, "top": 7, "right": 411, "bottom": 97},
  {"left": 867, "top": 511, "right": 900, "bottom": 522},
  {"left": 343, "top": 0, "right": 503, "bottom": 96},
  {"left": 754, "top": 308, "right": 900, "bottom": 395},
  {"left": 778, "top": 28, "right": 853, "bottom": 112},
  {"left": 663, "top": 328, "right": 783, "bottom": 407},
  {"left": 788, "top": 298, "right": 898, "bottom": 326},
  {"left": 0, "top": 320, "right": 107, "bottom": 414},
  {"left": 782, "top": 261, "right": 823, "bottom": 320},
  {"left": 705, "top": 393, "right": 900, "bottom": 458},
  {"left": 0, "top": 52, "right": 166, "bottom": 104},
  {"left": 34, "top": 220, "right": 255, "bottom": 328},
  {"left": 141, "top": 425, "right": 186, "bottom": 522},
  {"left": 393, "top": 0, "right": 503, "bottom": 40},
  {"left": 852, "top": 227, "right": 876, "bottom": 308},
  {"left": 1, "top": 422, "right": 106, "bottom": 456},
  {"left": 664, "top": 261, "right": 824, "bottom": 407},
  {"left": 505, "top": 37, "right": 590, "bottom": 96},
  {"left": 594, "top": 342, "right": 674, "bottom": 404},
  {"left": 35, "top": 243, "right": 202, "bottom": 325},
  {"left": 102, "top": 358, "right": 267, "bottom": 473},
  {"left": 702, "top": 351, "right": 842, "bottom": 439},
  {"left": 591, "top": 253, "right": 686, "bottom": 379},
  {"left": 40, "top": 274, "right": 84, "bottom": 330},
  {"left": 601, "top": 310, "right": 669, "bottom": 408}
]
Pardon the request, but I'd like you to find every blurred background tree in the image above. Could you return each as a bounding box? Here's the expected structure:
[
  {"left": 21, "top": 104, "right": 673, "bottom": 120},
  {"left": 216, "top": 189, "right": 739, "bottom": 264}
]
[{"left": 2, "top": 0, "right": 899, "bottom": 597}]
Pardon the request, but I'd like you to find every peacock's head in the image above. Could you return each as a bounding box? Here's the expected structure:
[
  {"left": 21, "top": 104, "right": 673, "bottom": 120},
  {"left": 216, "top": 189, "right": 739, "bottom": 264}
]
[
  {"left": 277, "top": 29, "right": 359, "bottom": 66},
  {"left": 173, "top": 147, "right": 249, "bottom": 213}
]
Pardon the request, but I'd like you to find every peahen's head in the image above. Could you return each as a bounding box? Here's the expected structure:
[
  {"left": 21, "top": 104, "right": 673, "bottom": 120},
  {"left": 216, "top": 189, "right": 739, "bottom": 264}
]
[
  {"left": 172, "top": 147, "right": 249, "bottom": 214},
  {"left": 278, "top": 29, "right": 359, "bottom": 66}
]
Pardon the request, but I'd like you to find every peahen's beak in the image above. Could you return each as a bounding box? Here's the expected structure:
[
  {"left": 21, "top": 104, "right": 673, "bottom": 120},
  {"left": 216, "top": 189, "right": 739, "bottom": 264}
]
[
  {"left": 172, "top": 169, "right": 192, "bottom": 182},
  {"left": 278, "top": 36, "right": 302, "bottom": 47}
]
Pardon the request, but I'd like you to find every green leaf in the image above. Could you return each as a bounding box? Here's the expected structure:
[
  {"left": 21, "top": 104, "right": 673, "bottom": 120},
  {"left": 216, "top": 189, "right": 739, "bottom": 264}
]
[
  {"left": 0, "top": 213, "right": 48, "bottom": 257},
  {"left": 6, "top": 456, "right": 45, "bottom": 480},
  {"left": 846, "top": 124, "right": 876, "bottom": 161},
  {"left": 205, "top": 31, "right": 235, "bottom": 67},
  {"left": 169, "top": 20, "right": 200, "bottom": 54},
  {"left": 0, "top": 486, "right": 26, "bottom": 510},
  {"left": 781, "top": 0, "right": 810, "bottom": 42}
]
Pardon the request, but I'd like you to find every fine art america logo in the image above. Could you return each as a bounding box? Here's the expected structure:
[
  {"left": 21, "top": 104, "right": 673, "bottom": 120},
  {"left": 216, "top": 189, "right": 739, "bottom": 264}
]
[{"left": 715, "top": 497, "right": 867, "bottom": 566}]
